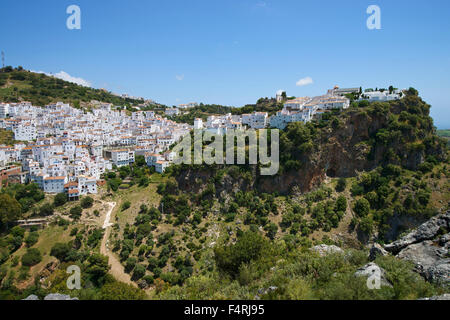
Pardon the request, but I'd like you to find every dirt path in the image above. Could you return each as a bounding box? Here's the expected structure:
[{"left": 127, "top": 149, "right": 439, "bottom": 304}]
[{"left": 100, "top": 201, "right": 137, "bottom": 287}]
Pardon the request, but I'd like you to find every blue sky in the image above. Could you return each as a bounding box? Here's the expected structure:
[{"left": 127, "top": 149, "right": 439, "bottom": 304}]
[{"left": 1, "top": 0, "right": 449, "bottom": 128}]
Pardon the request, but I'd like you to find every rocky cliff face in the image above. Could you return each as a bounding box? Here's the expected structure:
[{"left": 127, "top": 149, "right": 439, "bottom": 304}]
[
  {"left": 384, "top": 212, "right": 450, "bottom": 285},
  {"left": 176, "top": 95, "right": 445, "bottom": 196}
]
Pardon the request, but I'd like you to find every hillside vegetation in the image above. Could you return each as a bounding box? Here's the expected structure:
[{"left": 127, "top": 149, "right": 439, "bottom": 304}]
[
  {"left": 0, "top": 90, "right": 448, "bottom": 300},
  {"left": 170, "top": 98, "right": 284, "bottom": 125},
  {"left": 0, "top": 66, "right": 144, "bottom": 107}
]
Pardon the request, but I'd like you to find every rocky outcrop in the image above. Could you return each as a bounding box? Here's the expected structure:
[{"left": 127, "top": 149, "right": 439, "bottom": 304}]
[
  {"left": 419, "top": 294, "right": 450, "bottom": 300},
  {"left": 384, "top": 212, "right": 450, "bottom": 254},
  {"left": 354, "top": 262, "right": 392, "bottom": 288},
  {"left": 255, "top": 286, "right": 279, "bottom": 300},
  {"left": 22, "top": 293, "right": 78, "bottom": 300},
  {"left": 176, "top": 96, "right": 445, "bottom": 197},
  {"left": 44, "top": 293, "right": 78, "bottom": 300},
  {"left": 384, "top": 212, "right": 450, "bottom": 285},
  {"left": 397, "top": 240, "right": 449, "bottom": 285},
  {"left": 368, "top": 243, "right": 389, "bottom": 261},
  {"left": 310, "top": 244, "right": 344, "bottom": 257}
]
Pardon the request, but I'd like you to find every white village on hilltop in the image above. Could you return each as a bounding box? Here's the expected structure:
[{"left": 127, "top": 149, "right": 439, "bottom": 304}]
[{"left": 0, "top": 86, "right": 402, "bottom": 198}]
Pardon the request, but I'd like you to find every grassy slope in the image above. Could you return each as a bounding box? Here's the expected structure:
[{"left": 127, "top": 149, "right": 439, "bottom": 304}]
[{"left": 0, "top": 68, "right": 144, "bottom": 107}]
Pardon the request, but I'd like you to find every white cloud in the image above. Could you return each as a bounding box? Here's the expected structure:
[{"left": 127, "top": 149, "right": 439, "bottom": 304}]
[
  {"left": 296, "top": 76, "right": 313, "bottom": 87},
  {"left": 256, "top": 1, "right": 267, "bottom": 7},
  {"left": 175, "top": 74, "right": 184, "bottom": 81},
  {"left": 32, "top": 70, "right": 91, "bottom": 87},
  {"left": 54, "top": 71, "right": 91, "bottom": 87}
]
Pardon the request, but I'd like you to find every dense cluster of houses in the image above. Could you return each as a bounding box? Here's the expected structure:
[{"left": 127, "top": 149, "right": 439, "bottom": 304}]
[
  {"left": 0, "top": 101, "right": 190, "bottom": 197},
  {"left": 191, "top": 86, "right": 402, "bottom": 133},
  {"left": 0, "top": 86, "right": 403, "bottom": 195},
  {"left": 190, "top": 87, "right": 353, "bottom": 133}
]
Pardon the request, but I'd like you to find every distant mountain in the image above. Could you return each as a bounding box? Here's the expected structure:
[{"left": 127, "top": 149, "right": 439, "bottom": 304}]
[{"left": 0, "top": 66, "right": 144, "bottom": 107}]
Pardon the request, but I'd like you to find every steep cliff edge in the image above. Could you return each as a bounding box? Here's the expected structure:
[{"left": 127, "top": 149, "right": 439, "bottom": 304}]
[{"left": 175, "top": 94, "right": 446, "bottom": 196}]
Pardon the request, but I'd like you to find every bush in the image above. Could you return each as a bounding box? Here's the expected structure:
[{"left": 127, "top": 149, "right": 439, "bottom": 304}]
[
  {"left": 335, "top": 178, "right": 347, "bottom": 192},
  {"left": 125, "top": 257, "right": 137, "bottom": 273},
  {"left": 25, "top": 231, "right": 39, "bottom": 247},
  {"left": 0, "top": 248, "right": 10, "bottom": 264},
  {"left": 53, "top": 193, "right": 67, "bottom": 207},
  {"left": 121, "top": 201, "right": 131, "bottom": 211},
  {"left": 214, "top": 231, "right": 267, "bottom": 277},
  {"left": 39, "top": 203, "right": 54, "bottom": 216},
  {"left": 21, "top": 248, "right": 42, "bottom": 266},
  {"left": 353, "top": 198, "right": 370, "bottom": 217},
  {"left": 81, "top": 196, "right": 94, "bottom": 209},
  {"left": 132, "top": 264, "right": 146, "bottom": 280},
  {"left": 143, "top": 275, "right": 154, "bottom": 285},
  {"left": 50, "top": 242, "right": 71, "bottom": 261},
  {"left": 69, "top": 205, "right": 83, "bottom": 219}
]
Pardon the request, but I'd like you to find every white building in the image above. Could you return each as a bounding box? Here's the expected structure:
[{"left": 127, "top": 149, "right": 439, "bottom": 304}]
[
  {"left": 155, "top": 160, "right": 169, "bottom": 173},
  {"left": 276, "top": 90, "right": 286, "bottom": 103},
  {"left": 193, "top": 118, "right": 203, "bottom": 130},
  {"left": 110, "top": 149, "right": 135, "bottom": 167},
  {"left": 359, "top": 90, "right": 402, "bottom": 102},
  {"left": 243, "top": 112, "right": 268, "bottom": 129},
  {"left": 78, "top": 175, "right": 98, "bottom": 195},
  {"left": 165, "top": 108, "right": 180, "bottom": 117},
  {"left": 178, "top": 102, "right": 198, "bottom": 109},
  {"left": 13, "top": 124, "right": 37, "bottom": 141},
  {"left": 0, "top": 103, "right": 9, "bottom": 118},
  {"left": 43, "top": 176, "right": 67, "bottom": 193}
]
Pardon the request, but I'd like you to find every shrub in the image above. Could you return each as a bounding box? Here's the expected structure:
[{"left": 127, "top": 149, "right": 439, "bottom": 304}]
[
  {"left": 125, "top": 257, "right": 137, "bottom": 273},
  {"left": 81, "top": 196, "right": 94, "bottom": 209},
  {"left": 353, "top": 198, "right": 370, "bottom": 217},
  {"left": 214, "top": 231, "right": 267, "bottom": 277},
  {"left": 143, "top": 275, "right": 154, "bottom": 285},
  {"left": 69, "top": 205, "right": 83, "bottom": 219},
  {"left": 50, "top": 242, "right": 71, "bottom": 261},
  {"left": 21, "top": 248, "right": 42, "bottom": 266},
  {"left": 53, "top": 193, "right": 67, "bottom": 207},
  {"left": 132, "top": 264, "right": 146, "bottom": 280},
  {"left": 25, "top": 231, "right": 39, "bottom": 247},
  {"left": 335, "top": 178, "right": 347, "bottom": 192},
  {"left": 121, "top": 201, "right": 131, "bottom": 211},
  {"left": 39, "top": 203, "right": 54, "bottom": 216}
]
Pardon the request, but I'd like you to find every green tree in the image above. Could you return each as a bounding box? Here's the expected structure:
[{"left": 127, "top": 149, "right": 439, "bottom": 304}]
[
  {"left": 121, "top": 201, "right": 131, "bottom": 211},
  {"left": 353, "top": 198, "right": 370, "bottom": 217},
  {"left": 21, "top": 248, "right": 42, "bottom": 266},
  {"left": 335, "top": 178, "right": 347, "bottom": 192},
  {"left": 69, "top": 205, "right": 83, "bottom": 219},
  {"left": 0, "top": 193, "right": 22, "bottom": 229},
  {"left": 132, "top": 264, "right": 146, "bottom": 280},
  {"left": 214, "top": 231, "right": 267, "bottom": 277},
  {"left": 335, "top": 196, "right": 347, "bottom": 213},
  {"left": 81, "top": 196, "right": 94, "bottom": 209},
  {"left": 86, "top": 254, "right": 110, "bottom": 285},
  {"left": 39, "top": 202, "right": 54, "bottom": 216},
  {"left": 25, "top": 231, "right": 39, "bottom": 247},
  {"left": 97, "top": 276, "right": 146, "bottom": 300},
  {"left": 50, "top": 242, "right": 71, "bottom": 261},
  {"left": 53, "top": 193, "right": 67, "bottom": 207}
]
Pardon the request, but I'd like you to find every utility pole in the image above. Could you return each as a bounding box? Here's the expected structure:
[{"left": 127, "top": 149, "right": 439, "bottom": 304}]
[{"left": 1, "top": 51, "right": 4, "bottom": 68}]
